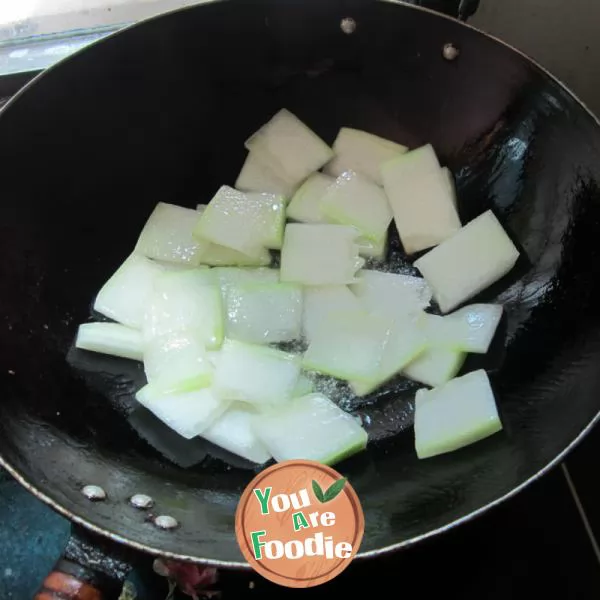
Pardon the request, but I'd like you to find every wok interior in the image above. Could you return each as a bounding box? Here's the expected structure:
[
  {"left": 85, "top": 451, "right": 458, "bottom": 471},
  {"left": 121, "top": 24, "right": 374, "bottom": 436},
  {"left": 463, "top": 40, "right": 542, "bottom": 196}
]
[{"left": 1, "top": 0, "right": 600, "bottom": 562}]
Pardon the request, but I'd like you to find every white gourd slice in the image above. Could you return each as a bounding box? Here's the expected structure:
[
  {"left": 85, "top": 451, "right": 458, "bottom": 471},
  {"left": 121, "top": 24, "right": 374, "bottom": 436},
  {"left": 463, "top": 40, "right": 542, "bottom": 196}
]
[
  {"left": 213, "top": 266, "right": 279, "bottom": 291},
  {"left": 402, "top": 347, "right": 466, "bottom": 388},
  {"left": 75, "top": 322, "right": 144, "bottom": 361},
  {"left": 199, "top": 402, "right": 272, "bottom": 464},
  {"left": 135, "top": 384, "right": 230, "bottom": 439},
  {"left": 302, "top": 310, "right": 391, "bottom": 383},
  {"left": 235, "top": 151, "right": 298, "bottom": 198},
  {"left": 212, "top": 339, "right": 301, "bottom": 406},
  {"left": 349, "top": 315, "right": 428, "bottom": 396},
  {"left": 193, "top": 186, "right": 285, "bottom": 255},
  {"left": 251, "top": 393, "right": 368, "bottom": 465},
  {"left": 225, "top": 282, "right": 303, "bottom": 344},
  {"left": 143, "top": 269, "right": 224, "bottom": 349},
  {"left": 244, "top": 108, "right": 334, "bottom": 186},
  {"left": 302, "top": 285, "right": 363, "bottom": 344},
  {"left": 323, "top": 127, "right": 408, "bottom": 185},
  {"left": 143, "top": 331, "right": 214, "bottom": 394},
  {"left": 293, "top": 374, "right": 315, "bottom": 397},
  {"left": 320, "top": 170, "right": 393, "bottom": 243},
  {"left": 421, "top": 304, "right": 504, "bottom": 353},
  {"left": 358, "top": 233, "right": 388, "bottom": 260},
  {"left": 414, "top": 369, "right": 503, "bottom": 459},
  {"left": 441, "top": 167, "right": 457, "bottom": 207},
  {"left": 134, "top": 202, "right": 209, "bottom": 266},
  {"left": 94, "top": 253, "right": 166, "bottom": 329},
  {"left": 414, "top": 210, "right": 520, "bottom": 314},
  {"left": 350, "top": 270, "right": 432, "bottom": 321},
  {"left": 280, "top": 223, "right": 364, "bottom": 285},
  {"left": 286, "top": 172, "right": 335, "bottom": 223},
  {"left": 381, "top": 144, "right": 462, "bottom": 254}
]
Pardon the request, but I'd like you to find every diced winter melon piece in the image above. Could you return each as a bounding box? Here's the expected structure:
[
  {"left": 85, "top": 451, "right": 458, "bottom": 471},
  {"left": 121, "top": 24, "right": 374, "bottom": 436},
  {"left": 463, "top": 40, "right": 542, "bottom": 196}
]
[
  {"left": 414, "top": 210, "right": 520, "bottom": 313},
  {"left": 286, "top": 172, "right": 334, "bottom": 223},
  {"left": 402, "top": 347, "right": 466, "bottom": 388},
  {"left": 195, "top": 207, "right": 272, "bottom": 266},
  {"left": 75, "top": 322, "right": 144, "bottom": 361},
  {"left": 302, "top": 285, "right": 363, "bottom": 344},
  {"left": 320, "top": 170, "right": 393, "bottom": 243},
  {"left": 135, "top": 384, "right": 229, "bottom": 439},
  {"left": 199, "top": 402, "right": 272, "bottom": 464},
  {"left": 143, "top": 331, "right": 214, "bottom": 394},
  {"left": 134, "top": 202, "right": 208, "bottom": 266},
  {"left": 293, "top": 374, "right": 315, "bottom": 397},
  {"left": 421, "top": 304, "right": 503, "bottom": 353},
  {"left": 212, "top": 339, "right": 301, "bottom": 405},
  {"left": 280, "top": 223, "right": 364, "bottom": 285},
  {"left": 302, "top": 310, "right": 390, "bottom": 383},
  {"left": 193, "top": 186, "right": 285, "bottom": 255},
  {"left": 349, "top": 315, "right": 428, "bottom": 396},
  {"left": 441, "top": 167, "right": 457, "bottom": 207},
  {"left": 414, "top": 369, "right": 503, "bottom": 459},
  {"left": 235, "top": 151, "right": 298, "bottom": 198},
  {"left": 225, "top": 282, "right": 303, "bottom": 344},
  {"left": 358, "top": 233, "right": 388, "bottom": 260},
  {"left": 252, "top": 393, "right": 368, "bottom": 465},
  {"left": 323, "top": 127, "right": 408, "bottom": 185},
  {"left": 94, "top": 253, "right": 166, "bottom": 329},
  {"left": 381, "top": 144, "right": 462, "bottom": 254},
  {"left": 143, "top": 269, "right": 224, "bottom": 349},
  {"left": 350, "top": 270, "right": 432, "bottom": 321},
  {"left": 245, "top": 109, "right": 334, "bottom": 186}
]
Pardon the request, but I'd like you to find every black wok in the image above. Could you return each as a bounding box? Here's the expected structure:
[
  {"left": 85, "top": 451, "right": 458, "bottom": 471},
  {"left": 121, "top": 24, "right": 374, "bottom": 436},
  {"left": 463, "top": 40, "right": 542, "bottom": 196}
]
[{"left": 2, "top": 0, "right": 600, "bottom": 597}]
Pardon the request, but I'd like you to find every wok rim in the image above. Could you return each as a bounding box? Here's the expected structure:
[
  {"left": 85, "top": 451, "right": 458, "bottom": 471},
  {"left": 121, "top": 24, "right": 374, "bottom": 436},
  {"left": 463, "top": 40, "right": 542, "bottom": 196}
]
[{"left": 1, "top": 0, "right": 599, "bottom": 568}]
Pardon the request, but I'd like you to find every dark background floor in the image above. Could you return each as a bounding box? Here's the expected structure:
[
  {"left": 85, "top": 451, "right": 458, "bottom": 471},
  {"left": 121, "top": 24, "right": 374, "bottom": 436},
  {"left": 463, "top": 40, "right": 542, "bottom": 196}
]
[{"left": 2, "top": 1, "right": 600, "bottom": 598}]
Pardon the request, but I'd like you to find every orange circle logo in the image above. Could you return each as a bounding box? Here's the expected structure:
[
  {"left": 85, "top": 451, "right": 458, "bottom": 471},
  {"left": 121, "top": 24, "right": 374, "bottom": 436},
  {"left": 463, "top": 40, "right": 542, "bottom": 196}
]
[{"left": 235, "top": 460, "right": 364, "bottom": 588}]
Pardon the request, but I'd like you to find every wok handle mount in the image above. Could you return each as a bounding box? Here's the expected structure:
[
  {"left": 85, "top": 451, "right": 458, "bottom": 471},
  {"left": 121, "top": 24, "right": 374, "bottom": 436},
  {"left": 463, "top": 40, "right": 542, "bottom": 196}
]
[{"left": 34, "top": 524, "right": 138, "bottom": 600}]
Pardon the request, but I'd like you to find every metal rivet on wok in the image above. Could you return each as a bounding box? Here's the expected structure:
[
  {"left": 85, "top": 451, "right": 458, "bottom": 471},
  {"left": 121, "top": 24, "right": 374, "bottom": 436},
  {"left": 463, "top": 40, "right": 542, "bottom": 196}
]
[
  {"left": 442, "top": 43, "right": 460, "bottom": 61},
  {"left": 130, "top": 494, "right": 155, "bottom": 510},
  {"left": 154, "top": 515, "right": 179, "bottom": 530},
  {"left": 81, "top": 485, "right": 107, "bottom": 501},
  {"left": 340, "top": 17, "right": 357, "bottom": 35}
]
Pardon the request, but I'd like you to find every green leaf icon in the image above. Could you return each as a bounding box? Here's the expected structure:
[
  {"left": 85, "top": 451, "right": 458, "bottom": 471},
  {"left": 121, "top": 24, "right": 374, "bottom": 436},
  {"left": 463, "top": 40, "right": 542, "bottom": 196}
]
[
  {"left": 323, "top": 477, "right": 347, "bottom": 502},
  {"left": 312, "top": 477, "right": 347, "bottom": 503},
  {"left": 312, "top": 480, "right": 325, "bottom": 503}
]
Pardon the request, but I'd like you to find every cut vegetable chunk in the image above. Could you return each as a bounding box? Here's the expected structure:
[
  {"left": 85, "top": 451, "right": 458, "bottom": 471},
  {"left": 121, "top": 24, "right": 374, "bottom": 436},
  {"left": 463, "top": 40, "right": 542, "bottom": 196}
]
[
  {"left": 320, "top": 170, "right": 393, "bottom": 243},
  {"left": 349, "top": 315, "right": 428, "bottom": 396},
  {"left": 136, "top": 384, "right": 229, "bottom": 439},
  {"left": 350, "top": 270, "right": 432, "bottom": 321},
  {"left": 212, "top": 339, "right": 301, "bottom": 405},
  {"left": 245, "top": 109, "right": 334, "bottom": 186},
  {"left": 414, "top": 210, "right": 520, "bottom": 313},
  {"left": 225, "top": 282, "right": 303, "bottom": 344},
  {"left": 323, "top": 127, "right": 408, "bottom": 185},
  {"left": 414, "top": 369, "right": 503, "bottom": 459},
  {"left": 252, "top": 393, "right": 368, "bottom": 465},
  {"left": 403, "top": 347, "right": 466, "bottom": 388},
  {"left": 441, "top": 167, "right": 457, "bottom": 207},
  {"left": 193, "top": 186, "right": 285, "bottom": 255},
  {"left": 421, "top": 304, "right": 503, "bottom": 353},
  {"left": 302, "top": 310, "right": 390, "bottom": 383},
  {"left": 280, "top": 223, "right": 364, "bottom": 285},
  {"left": 143, "top": 269, "right": 224, "bottom": 349},
  {"left": 195, "top": 206, "right": 272, "bottom": 266},
  {"left": 75, "top": 322, "right": 144, "bottom": 361},
  {"left": 358, "top": 233, "right": 388, "bottom": 260},
  {"left": 381, "top": 144, "right": 462, "bottom": 254},
  {"left": 302, "top": 285, "right": 363, "bottom": 344},
  {"left": 94, "top": 253, "right": 166, "bottom": 329},
  {"left": 293, "top": 374, "right": 315, "bottom": 397},
  {"left": 135, "top": 202, "right": 208, "bottom": 266},
  {"left": 199, "top": 402, "right": 272, "bottom": 464},
  {"left": 143, "top": 331, "right": 214, "bottom": 394},
  {"left": 286, "top": 172, "right": 334, "bottom": 223},
  {"left": 235, "top": 151, "right": 297, "bottom": 198}
]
